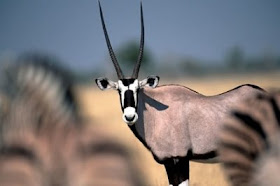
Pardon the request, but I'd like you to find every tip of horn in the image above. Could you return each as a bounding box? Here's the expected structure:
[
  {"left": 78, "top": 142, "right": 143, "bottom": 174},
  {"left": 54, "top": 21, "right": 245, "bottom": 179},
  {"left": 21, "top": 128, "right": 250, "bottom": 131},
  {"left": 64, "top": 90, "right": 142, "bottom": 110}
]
[{"left": 98, "top": 0, "right": 101, "bottom": 11}]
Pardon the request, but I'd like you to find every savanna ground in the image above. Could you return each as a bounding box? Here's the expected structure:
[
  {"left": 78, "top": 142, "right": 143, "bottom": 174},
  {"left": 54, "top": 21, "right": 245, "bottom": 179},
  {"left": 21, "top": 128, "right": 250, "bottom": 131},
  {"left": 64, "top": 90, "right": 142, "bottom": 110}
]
[{"left": 76, "top": 71, "right": 280, "bottom": 186}]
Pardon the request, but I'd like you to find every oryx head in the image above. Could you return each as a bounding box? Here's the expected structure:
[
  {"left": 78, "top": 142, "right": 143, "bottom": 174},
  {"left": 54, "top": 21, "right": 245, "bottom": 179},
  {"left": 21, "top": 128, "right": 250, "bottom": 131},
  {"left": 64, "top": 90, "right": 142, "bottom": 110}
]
[{"left": 95, "top": 1, "right": 159, "bottom": 125}]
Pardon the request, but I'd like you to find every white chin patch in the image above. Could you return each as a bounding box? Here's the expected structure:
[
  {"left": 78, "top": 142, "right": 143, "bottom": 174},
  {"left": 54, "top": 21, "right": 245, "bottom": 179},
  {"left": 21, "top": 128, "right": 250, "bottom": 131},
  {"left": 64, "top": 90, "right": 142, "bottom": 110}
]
[
  {"left": 179, "top": 180, "right": 188, "bottom": 186},
  {"left": 122, "top": 107, "right": 138, "bottom": 125}
]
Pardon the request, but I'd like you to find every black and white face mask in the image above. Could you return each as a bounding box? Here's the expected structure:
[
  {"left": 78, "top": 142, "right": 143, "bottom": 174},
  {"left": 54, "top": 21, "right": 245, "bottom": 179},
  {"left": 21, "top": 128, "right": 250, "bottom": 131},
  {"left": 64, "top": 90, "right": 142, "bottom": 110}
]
[{"left": 96, "top": 76, "right": 159, "bottom": 125}]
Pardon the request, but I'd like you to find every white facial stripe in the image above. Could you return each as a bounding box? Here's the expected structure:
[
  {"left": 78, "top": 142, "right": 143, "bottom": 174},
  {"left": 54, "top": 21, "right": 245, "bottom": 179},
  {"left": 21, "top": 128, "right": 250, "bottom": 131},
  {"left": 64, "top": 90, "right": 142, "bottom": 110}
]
[
  {"left": 130, "top": 80, "right": 139, "bottom": 107},
  {"left": 129, "top": 79, "right": 139, "bottom": 90},
  {"left": 118, "top": 80, "right": 126, "bottom": 107}
]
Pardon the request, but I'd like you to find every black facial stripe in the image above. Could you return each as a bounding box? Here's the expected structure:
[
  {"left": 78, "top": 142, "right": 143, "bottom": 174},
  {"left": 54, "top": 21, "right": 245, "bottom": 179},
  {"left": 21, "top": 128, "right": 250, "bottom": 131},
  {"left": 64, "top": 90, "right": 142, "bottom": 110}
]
[
  {"left": 117, "top": 91, "right": 124, "bottom": 111},
  {"left": 120, "top": 78, "right": 136, "bottom": 86},
  {"left": 124, "top": 90, "right": 136, "bottom": 108}
]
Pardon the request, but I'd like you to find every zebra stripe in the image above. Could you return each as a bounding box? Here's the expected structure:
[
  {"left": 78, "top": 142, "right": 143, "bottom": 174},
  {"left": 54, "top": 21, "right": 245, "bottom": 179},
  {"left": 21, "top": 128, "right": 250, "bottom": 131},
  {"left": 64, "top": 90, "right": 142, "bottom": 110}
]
[
  {"left": 0, "top": 55, "right": 80, "bottom": 127},
  {"left": 219, "top": 92, "right": 280, "bottom": 186},
  {"left": 0, "top": 54, "right": 145, "bottom": 186}
]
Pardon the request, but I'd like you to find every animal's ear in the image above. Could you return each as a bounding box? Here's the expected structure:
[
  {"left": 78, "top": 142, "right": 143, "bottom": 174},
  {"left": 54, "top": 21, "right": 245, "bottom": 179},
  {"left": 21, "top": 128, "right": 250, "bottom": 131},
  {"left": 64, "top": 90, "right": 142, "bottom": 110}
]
[
  {"left": 139, "top": 75, "right": 160, "bottom": 88},
  {"left": 95, "top": 77, "right": 118, "bottom": 90}
]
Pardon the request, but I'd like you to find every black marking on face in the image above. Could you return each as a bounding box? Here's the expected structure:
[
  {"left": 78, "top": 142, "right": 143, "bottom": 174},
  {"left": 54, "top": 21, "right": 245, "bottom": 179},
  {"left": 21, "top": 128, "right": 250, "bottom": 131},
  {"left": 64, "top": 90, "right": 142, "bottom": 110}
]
[
  {"left": 118, "top": 78, "right": 139, "bottom": 113},
  {"left": 121, "top": 78, "right": 136, "bottom": 86},
  {"left": 124, "top": 90, "right": 136, "bottom": 108},
  {"left": 117, "top": 91, "right": 124, "bottom": 112}
]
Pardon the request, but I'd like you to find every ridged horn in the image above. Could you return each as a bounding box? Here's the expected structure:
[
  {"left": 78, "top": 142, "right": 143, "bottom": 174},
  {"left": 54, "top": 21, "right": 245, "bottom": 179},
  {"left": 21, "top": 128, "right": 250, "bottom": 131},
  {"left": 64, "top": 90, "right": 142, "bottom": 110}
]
[{"left": 98, "top": 1, "right": 124, "bottom": 79}]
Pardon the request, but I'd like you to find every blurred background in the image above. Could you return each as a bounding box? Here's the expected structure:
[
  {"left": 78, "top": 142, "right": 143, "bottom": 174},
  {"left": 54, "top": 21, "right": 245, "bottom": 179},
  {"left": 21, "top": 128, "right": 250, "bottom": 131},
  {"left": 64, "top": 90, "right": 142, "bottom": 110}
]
[
  {"left": 1, "top": 0, "right": 280, "bottom": 80},
  {"left": 0, "top": 1, "right": 280, "bottom": 185}
]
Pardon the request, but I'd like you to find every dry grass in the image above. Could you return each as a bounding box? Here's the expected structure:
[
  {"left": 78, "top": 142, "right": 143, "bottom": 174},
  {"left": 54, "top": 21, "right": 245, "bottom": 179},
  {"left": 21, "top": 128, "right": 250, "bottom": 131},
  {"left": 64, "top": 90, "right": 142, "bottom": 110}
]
[{"left": 75, "top": 72, "right": 280, "bottom": 186}]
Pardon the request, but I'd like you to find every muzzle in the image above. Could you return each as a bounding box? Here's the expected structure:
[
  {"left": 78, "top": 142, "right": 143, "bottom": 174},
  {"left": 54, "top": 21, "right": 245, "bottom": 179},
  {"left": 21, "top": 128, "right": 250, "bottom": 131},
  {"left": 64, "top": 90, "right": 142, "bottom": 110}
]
[{"left": 122, "top": 107, "right": 138, "bottom": 125}]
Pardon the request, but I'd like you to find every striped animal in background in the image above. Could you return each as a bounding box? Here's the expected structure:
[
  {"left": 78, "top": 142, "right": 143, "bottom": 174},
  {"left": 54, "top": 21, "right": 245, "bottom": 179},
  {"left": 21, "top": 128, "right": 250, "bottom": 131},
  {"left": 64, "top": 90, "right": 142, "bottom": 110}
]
[
  {"left": 218, "top": 92, "right": 280, "bottom": 186},
  {"left": 0, "top": 56, "right": 145, "bottom": 186},
  {"left": 95, "top": 2, "right": 265, "bottom": 186},
  {"left": 0, "top": 54, "right": 79, "bottom": 123}
]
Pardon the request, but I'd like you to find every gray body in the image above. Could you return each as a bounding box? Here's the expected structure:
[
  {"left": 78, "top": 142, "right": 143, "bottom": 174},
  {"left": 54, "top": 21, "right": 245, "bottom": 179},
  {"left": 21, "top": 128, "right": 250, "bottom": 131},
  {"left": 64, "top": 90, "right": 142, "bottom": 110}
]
[{"left": 134, "top": 84, "right": 264, "bottom": 162}]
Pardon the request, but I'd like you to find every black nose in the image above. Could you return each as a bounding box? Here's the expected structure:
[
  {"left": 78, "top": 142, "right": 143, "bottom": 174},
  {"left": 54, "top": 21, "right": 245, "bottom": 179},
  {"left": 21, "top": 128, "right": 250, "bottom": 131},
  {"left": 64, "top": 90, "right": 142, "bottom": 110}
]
[{"left": 125, "top": 115, "right": 135, "bottom": 122}]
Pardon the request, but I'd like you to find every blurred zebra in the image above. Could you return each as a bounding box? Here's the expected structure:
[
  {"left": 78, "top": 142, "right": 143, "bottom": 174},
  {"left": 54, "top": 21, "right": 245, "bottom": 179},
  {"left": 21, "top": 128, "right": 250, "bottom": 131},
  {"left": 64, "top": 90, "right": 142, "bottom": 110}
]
[
  {"left": 0, "top": 54, "right": 80, "bottom": 125},
  {"left": 252, "top": 133, "right": 280, "bottom": 186},
  {"left": 218, "top": 91, "right": 280, "bottom": 186},
  {"left": 0, "top": 55, "right": 145, "bottom": 186}
]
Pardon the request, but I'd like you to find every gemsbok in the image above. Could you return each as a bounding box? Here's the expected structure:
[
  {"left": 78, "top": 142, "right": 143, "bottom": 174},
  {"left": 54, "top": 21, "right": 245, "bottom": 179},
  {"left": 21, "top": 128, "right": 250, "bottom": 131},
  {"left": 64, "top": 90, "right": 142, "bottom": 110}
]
[
  {"left": 95, "top": 2, "right": 265, "bottom": 185},
  {"left": 219, "top": 92, "right": 280, "bottom": 186},
  {"left": 0, "top": 56, "right": 145, "bottom": 186}
]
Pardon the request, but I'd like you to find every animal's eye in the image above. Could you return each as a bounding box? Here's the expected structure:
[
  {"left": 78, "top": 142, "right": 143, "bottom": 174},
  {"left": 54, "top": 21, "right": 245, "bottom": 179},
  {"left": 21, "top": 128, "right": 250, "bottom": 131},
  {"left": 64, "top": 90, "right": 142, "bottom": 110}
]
[
  {"left": 100, "top": 79, "right": 109, "bottom": 89},
  {"left": 147, "top": 78, "right": 155, "bottom": 87}
]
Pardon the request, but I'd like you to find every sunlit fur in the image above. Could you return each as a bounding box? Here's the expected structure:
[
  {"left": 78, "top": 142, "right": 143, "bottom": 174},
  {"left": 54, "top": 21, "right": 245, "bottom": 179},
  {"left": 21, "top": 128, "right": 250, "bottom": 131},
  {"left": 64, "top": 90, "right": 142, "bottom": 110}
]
[
  {"left": 0, "top": 56, "right": 145, "bottom": 186},
  {"left": 219, "top": 92, "right": 280, "bottom": 186}
]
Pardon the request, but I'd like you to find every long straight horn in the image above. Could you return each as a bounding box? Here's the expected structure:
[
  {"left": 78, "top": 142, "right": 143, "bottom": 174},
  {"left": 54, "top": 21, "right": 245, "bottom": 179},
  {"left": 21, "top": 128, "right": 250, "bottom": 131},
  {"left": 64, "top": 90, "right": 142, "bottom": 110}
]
[
  {"left": 98, "top": 1, "right": 124, "bottom": 79},
  {"left": 132, "top": 2, "right": 144, "bottom": 79}
]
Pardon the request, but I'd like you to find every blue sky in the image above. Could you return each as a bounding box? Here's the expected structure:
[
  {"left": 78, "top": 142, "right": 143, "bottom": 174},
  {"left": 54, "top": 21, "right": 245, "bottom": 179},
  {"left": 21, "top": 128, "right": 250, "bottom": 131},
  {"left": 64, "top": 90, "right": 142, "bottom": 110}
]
[{"left": 0, "top": 0, "right": 280, "bottom": 71}]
